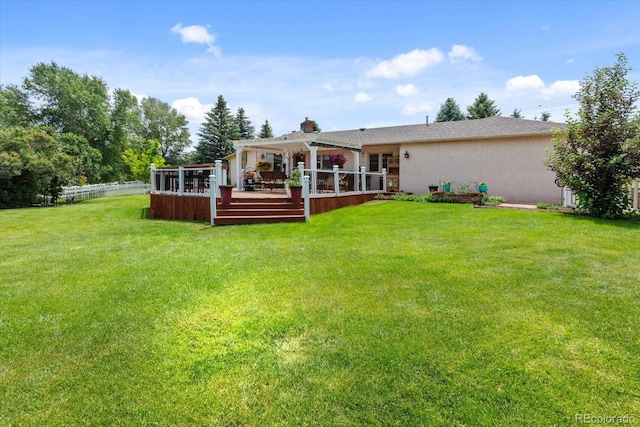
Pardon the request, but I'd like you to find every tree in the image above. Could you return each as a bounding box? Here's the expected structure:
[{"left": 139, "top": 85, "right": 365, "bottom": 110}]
[
  {"left": 0, "top": 84, "right": 34, "bottom": 127},
  {"left": 122, "top": 138, "right": 165, "bottom": 182},
  {"left": 259, "top": 119, "right": 274, "bottom": 138},
  {"left": 510, "top": 108, "right": 523, "bottom": 119},
  {"left": 0, "top": 126, "right": 73, "bottom": 207},
  {"left": 234, "top": 107, "right": 255, "bottom": 140},
  {"left": 466, "top": 92, "right": 501, "bottom": 119},
  {"left": 21, "top": 62, "right": 114, "bottom": 180},
  {"left": 436, "top": 97, "right": 465, "bottom": 122},
  {"left": 540, "top": 111, "right": 551, "bottom": 121},
  {"left": 194, "top": 95, "right": 239, "bottom": 163},
  {"left": 140, "top": 97, "right": 191, "bottom": 165},
  {"left": 58, "top": 132, "right": 102, "bottom": 184},
  {"left": 546, "top": 53, "right": 640, "bottom": 219}
]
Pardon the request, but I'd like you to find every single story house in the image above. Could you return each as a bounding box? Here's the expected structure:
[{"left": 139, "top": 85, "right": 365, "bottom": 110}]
[{"left": 229, "top": 116, "right": 567, "bottom": 204}]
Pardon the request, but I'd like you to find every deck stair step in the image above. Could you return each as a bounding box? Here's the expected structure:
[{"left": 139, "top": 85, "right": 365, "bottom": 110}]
[{"left": 214, "top": 197, "right": 304, "bottom": 225}]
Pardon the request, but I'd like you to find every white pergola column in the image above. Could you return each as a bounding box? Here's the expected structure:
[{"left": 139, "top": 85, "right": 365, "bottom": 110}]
[
  {"left": 235, "top": 147, "right": 244, "bottom": 190},
  {"left": 309, "top": 145, "right": 318, "bottom": 194}
]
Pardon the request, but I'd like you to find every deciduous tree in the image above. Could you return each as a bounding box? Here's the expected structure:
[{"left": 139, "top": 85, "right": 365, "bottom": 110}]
[{"left": 546, "top": 53, "right": 640, "bottom": 218}]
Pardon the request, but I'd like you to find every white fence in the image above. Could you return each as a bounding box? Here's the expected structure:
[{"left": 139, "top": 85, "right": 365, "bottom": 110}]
[
  {"left": 563, "top": 179, "right": 640, "bottom": 210},
  {"left": 61, "top": 181, "right": 150, "bottom": 202}
]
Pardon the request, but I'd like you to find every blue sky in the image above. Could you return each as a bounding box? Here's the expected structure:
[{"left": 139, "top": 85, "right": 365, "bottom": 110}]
[{"left": 2, "top": 0, "right": 640, "bottom": 143}]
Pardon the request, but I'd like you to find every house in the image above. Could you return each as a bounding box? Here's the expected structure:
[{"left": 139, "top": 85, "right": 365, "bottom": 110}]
[{"left": 230, "top": 116, "right": 567, "bottom": 204}]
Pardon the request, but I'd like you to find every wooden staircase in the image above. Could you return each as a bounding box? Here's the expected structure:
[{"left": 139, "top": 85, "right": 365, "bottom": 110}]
[{"left": 214, "top": 197, "right": 305, "bottom": 225}]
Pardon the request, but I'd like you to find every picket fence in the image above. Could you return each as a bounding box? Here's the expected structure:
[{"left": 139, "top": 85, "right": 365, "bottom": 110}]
[
  {"left": 563, "top": 179, "right": 640, "bottom": 210},
  {"left": 60, "top": 181, "right": 150, "bottom": 202}
]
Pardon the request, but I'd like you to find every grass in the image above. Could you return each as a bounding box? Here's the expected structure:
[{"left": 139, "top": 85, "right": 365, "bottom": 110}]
[{"left": 1, "top": 196, "right": 639, "bottom": 425}]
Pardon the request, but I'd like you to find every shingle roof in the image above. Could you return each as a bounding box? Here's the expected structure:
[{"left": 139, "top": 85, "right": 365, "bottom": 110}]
[{"left": 322, "top": 116, "right": 567, "bottom": 145}]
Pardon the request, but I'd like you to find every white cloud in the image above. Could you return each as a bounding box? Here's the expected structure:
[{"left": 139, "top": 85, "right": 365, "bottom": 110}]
[
  {"left": 354, "top": 92, "right": 373, "bottom": 102},
  {"left": 448, "top": 44, "right": 482, "bottom": 64},
  {"left": 396, "top": 84, "right": 419, "bottom": 97},
  {"left": 541, "top": 80, "right": 580, "bottom": 99},
  {"left": 172, "top": 97, "right": 213, "bottom": 124},
  {"left": 171, "top": 23, "right": 220, "bottom": 55},
  {"left": 365, "top": 48, "right": 444, "bottom": 79},
  {"left": 506, "top": 75, "right": 545, "bottom": 92},
  {"left": 323, "top": 82, "right": 334, "bottom": 92},
  {"left": 505, "top": 75, "right": 579, "bottom": 100},
  {"left": 541, "top": 24, "right": 551, "bottom": 31},
  {"left": 402, "top": 102, "right": 434, "bottom": 115},
  {"left": 566, "top": 58, "right": 575, "bottom": 64}
]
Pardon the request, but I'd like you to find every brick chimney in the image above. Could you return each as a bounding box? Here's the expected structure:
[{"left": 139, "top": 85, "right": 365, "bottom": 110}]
[{"left": 300, "top": 117, "right": 315, "bottom": 133}]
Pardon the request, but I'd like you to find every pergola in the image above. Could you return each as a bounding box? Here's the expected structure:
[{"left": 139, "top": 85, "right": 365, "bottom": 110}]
[{"left": 232, "top": 131, "right": 363, "bottom": 193}]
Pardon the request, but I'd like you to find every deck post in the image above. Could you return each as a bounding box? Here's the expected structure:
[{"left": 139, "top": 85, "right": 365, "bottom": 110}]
[
  {"left": 210, "top": 174, "right": 217, "bottom": 226},
  {"left": 178, "top": 166, "right": 185, "bottom": 194},
  {"left": 382, "top": 168, "right": 387, "bottom": 193},
  {"left": 333, "top": 165, "right": 340, "bottom": 196},
  {"left": 214, "top": 160, "right": 223, "bottom": 197},
  {"left": 150, "top": 163, "right": 156, "bottom": 192},
  {"left": 360, "top": 166, "right": 366, "bottom": 193},
  {"left": 634, "top": 178, "right": 639, "bottom": 210},
  {"left": 297, "top": 161, "right": 305, "bottom": 182},
  {"left": 303, "top": 175, "right": 310, "bottom": 222}
]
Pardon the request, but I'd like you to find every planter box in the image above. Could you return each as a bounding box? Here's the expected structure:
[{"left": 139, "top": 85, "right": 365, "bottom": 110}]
[{"left": 432, "top": 192, "right": 483, "bottom": 204}]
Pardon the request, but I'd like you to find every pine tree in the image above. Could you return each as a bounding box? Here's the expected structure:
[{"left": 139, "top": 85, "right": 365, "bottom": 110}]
[
  {"left": 435, "top": 98, "right": 465, "bottom": 122},
  {"left": 259, "top": 119, "right": 274, "bottom": 138},
  {"left": 510, "top": 108, "right": 523, "bottom": 118},
  {"left": 234, "top": 107, "right": 255, "bottom": 140},
  {"left": 466, "top": 92, "right": 501, "bottom": 119},
  {"left": 195, "top": 95, "right": 238, "bottom": 163}
]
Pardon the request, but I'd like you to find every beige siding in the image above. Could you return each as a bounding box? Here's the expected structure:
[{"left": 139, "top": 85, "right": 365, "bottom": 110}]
[{"left": 399, "top": 135, "right": 562, "bottom": 204}]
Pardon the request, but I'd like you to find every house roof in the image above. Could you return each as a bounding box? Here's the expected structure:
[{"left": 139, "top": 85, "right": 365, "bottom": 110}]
[
  {"left": 234, "top": 130, "right": 362, "bottom": 152},
  {"left": 322, "top": 116, "right": 567, "bottom": 146}
]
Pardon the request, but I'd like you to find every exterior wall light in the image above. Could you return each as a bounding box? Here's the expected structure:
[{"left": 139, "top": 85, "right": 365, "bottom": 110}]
[{"left": 404, "top": 151, "right": 410, "bottom": 158}]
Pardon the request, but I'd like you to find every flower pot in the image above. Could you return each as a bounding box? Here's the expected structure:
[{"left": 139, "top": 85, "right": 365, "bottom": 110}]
[
  {"left": 428, "top": 185, "right": 439, "bottom": 193},
  {"left": 442, "top": 184, "right": 451, "bottom": 192},
  {"left": 478, "top": 184, "right": 488, "bottom": 193},
  {"left": 289, "top": 186, "right": 302, "bottom": 204},
  {"left": 219, "top": 185, "right": 234, "bottom": 206}
]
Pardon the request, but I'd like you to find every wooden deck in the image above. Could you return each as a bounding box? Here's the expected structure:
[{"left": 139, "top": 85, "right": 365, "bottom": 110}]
[{"left": 149, "top": 190, "right": 381, "bottom": 224}]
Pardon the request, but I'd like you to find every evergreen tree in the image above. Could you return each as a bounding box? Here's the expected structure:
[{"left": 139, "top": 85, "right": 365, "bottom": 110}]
[
  {"left": 510, "top": 108, "right": 523, "bottom": 119},
  {"left": 435, "top": 97, "right": 465, "bottom": 122},
  {"left": 259, "top": 119, "right": 274, "bottom": 138},
  {"left": 195, "top": 95, "right": 238, "bottom": 163},
  {"left": 546, "top": 53, "right": 640, "bottom": 219},
  {"left": 466, "top": 92, "right": 501, "bottom": 119},
  {"left": 234, "top": 107, "right": 255, "bottom": 140}
]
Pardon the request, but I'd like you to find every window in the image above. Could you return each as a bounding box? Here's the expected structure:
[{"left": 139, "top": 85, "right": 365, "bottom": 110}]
[
  {"left": 382, "top": 153, "right": 393, "bottom": 169},
  {"left": 317, "top": 155, "right": 332, "bottom": 170},
  {"left": 369, "top": 153, "right": 379, "bottom": 172},
  {"left": 266, "top": 153, "right": 283, "bottom": 171}
]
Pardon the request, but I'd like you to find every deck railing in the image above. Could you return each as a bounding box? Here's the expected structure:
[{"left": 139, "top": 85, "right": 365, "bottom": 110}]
[{"left": 151, "top": 161, "right": 388, "bottom": 197}]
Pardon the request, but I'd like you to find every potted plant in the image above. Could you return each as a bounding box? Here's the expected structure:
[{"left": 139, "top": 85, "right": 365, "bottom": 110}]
[
  {"left": 442, "top": 181, "right": 451, "bottom": 192},
  {"left": 428, "top": 182, "right": 439, "bottom": 192},
  {"left": 286, "top": 168, "right": 303, "bottom": 204},
  {"left": 219, "top": 184, "right": 234, "bottom": 205},
  {"left": 328, "top": 154, "right": 347, "bottom": 168},
  {"left": 478, "top": 181, "right": 488, "bottom": 193},
  {"left": 256, "top": 160, "right": 272, "bottom": 171}
]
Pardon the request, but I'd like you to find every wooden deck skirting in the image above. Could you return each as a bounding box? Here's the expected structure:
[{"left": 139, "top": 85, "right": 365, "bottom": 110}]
[{"left": 149, "top": 192, "right": 380, "bottom": 223}]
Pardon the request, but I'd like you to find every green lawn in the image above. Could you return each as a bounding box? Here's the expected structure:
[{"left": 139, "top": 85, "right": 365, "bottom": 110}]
[{"left": 1, "top": 196, "right": 639, "bottom": 425}]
